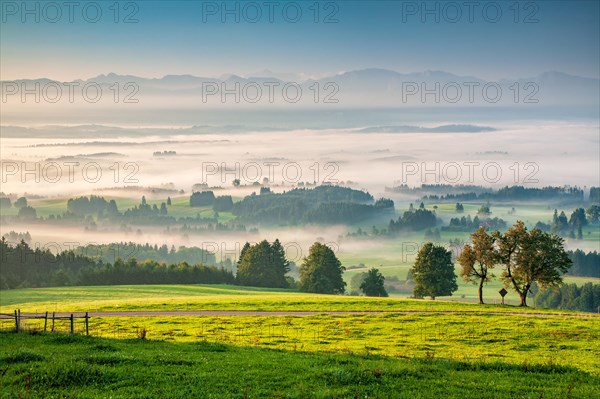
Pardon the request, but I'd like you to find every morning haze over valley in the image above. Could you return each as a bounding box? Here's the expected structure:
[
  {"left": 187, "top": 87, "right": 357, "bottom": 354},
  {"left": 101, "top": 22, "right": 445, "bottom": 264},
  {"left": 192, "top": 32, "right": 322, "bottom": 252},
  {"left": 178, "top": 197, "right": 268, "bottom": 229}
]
[{"left": 0, "top": 1, "right": 599, "bottom": 398}]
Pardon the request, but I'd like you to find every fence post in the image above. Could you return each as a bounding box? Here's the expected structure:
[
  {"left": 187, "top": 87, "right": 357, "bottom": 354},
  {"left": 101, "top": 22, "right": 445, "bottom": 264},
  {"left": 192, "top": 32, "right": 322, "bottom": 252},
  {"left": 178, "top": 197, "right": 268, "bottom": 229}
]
[
  {"left": 14, "top": 310, "right": 19, "bottom": 333},
  {"left": 44, "top": 312, "right": 48, "bottom": 332},
  {"left": 70, "top": 314, "right": 74, "bottom": 334},
  {"left": 85, "top": 312, "right": 89, "bottom": 336},
  {"left": 51, "top": 312, "right": 55, "bottom": 332}
]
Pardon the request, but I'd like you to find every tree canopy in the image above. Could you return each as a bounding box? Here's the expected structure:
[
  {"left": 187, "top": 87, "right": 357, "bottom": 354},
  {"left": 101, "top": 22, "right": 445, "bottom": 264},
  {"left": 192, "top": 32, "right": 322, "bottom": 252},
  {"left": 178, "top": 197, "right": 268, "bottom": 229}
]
[
  {"left": 236, "top": 239, "right": 289, "bottom": 288},
  {"left": 360, "top": 268, "right": 388, "bottom": 297},
  {"left": 410, "top": 243, "right": 457, "bottom": 300},
  {"left": 457, "top": 227, "right": 497, "bottom": 304},
  {"left": 299, "top": 242, "right": 345, "bottom": 294},
  {"left": 494, "top": 221, "right": 571, "bottom": 306}
]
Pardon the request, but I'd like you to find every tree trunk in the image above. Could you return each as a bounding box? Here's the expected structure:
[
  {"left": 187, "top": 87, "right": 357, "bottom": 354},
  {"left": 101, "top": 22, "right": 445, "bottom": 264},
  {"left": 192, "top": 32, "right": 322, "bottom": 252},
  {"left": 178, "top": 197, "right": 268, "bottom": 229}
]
[
  {"left": 478, "top": 279, "right": 485, "bottom": 304},
  {"left": 519, "top": 294, "right": 527, "bottom": 307},
  {"left": 519, "top": 284, "right": 531, "bottom": 307},
  {"left": 507, "top": 268, "right": 525, "bottom": 306}
]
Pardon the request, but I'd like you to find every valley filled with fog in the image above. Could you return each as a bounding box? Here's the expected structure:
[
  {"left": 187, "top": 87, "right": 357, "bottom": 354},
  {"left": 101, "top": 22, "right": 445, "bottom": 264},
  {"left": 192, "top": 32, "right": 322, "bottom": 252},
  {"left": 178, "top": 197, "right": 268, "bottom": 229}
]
[{"left": 2, "top": 115, "right": 599, "bottom": 283}]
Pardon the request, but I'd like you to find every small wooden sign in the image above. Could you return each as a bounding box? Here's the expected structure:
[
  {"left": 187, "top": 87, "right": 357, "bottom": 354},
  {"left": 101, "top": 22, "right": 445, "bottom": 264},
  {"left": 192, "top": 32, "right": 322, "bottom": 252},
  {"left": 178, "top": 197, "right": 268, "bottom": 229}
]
[{"left": 499, "top": 288, "right": 508, "bottom": 305}]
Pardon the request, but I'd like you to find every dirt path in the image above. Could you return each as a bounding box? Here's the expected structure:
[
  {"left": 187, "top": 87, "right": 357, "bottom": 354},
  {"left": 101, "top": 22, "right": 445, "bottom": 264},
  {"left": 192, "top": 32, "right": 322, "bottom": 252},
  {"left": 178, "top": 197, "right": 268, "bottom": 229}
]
[{"left": 6, "top": 310, "right": 598, "bottom": 318}]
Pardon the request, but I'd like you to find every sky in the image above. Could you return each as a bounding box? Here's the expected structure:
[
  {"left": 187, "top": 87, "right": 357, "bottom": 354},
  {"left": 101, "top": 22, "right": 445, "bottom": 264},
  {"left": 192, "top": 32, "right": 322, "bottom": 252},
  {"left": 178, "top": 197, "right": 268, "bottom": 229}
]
[{"left": 0, "top": 0, "right": 599, "bottom": 81}]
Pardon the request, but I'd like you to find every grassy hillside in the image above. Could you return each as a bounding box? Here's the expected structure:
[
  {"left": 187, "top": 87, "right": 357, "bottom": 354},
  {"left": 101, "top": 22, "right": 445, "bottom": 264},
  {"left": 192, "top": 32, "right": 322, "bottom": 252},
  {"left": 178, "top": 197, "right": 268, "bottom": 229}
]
[{"left": 2, "top": 287, "right": 599, "bottom": 367}]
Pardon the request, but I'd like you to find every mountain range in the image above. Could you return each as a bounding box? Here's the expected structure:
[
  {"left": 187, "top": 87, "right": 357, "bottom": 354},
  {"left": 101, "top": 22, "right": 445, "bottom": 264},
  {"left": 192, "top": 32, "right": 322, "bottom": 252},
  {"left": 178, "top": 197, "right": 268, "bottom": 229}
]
[{"left": 2, "top": 69, "right": 598, "bottom": 107}]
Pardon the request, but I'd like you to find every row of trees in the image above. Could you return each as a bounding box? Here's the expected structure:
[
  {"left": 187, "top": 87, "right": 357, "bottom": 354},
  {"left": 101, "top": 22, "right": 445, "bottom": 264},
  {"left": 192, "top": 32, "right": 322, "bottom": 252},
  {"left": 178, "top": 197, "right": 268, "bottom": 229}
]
[
  {"left": 388, "top": 208, "right": 437, "bottom": 232},
  {"left": 189, "top": 191, "right": 234, "bottom": 212},
  {"left": 424, "top": 185, "right": 585, "bottom": 202},
  {"left": 536, "top": 207, "right": 599, "bottom": 239},
  {"left": 79, "top": 258, "right": 234, "bottom": 286},
  {"left": 77, "top": 242, "right": 217, "bottom": 267},
  {"left": 235, "top": 240, "right": 348, "bottom": 294},
  {"left": 0, "top": 196, "right": 29, "bottom": 209},
  {"left": 410, "top": 221, "right": 572, "bottom": 306},
  {"left": 567, "top": 249, "right": 600, "bottom": 278},
  {"left": 536, "top": 283, "right": 600, "bottom": 312},
  {"left": 457, "top": 222, "right": 571, "bottom": 306},
  {"left": 0, "top": 238, "right": 233, "bottom": 289},
  {"left": 442, "top": 215, "right": 506, "bottom": 232}
]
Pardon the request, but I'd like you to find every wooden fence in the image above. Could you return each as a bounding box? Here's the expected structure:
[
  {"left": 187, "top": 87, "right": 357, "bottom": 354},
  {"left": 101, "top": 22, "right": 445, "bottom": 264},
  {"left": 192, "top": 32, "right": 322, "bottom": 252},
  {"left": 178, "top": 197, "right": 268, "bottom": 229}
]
[{"left": 0, "top": 310, "right": 90, "bottom": 335}]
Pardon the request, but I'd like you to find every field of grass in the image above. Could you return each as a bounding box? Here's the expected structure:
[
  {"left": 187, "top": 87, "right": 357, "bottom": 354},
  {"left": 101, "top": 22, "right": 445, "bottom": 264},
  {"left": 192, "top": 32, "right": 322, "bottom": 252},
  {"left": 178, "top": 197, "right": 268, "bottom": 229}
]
[
  {"left": 0, "top": 284, "right": 588, "bottom": 314},
  {"left": 1, "top": 286, "right": 599, "bottom": 397},
  {"left": 3, "top": 332, "right": 598, "bottom": 398}
]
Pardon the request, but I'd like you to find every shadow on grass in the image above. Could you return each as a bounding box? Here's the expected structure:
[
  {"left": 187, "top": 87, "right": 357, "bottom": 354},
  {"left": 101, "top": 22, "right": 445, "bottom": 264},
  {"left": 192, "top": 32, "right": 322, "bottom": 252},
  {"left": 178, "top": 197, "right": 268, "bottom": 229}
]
[{"left": 0, "top": 331, "right": 597, "bottom": 399}]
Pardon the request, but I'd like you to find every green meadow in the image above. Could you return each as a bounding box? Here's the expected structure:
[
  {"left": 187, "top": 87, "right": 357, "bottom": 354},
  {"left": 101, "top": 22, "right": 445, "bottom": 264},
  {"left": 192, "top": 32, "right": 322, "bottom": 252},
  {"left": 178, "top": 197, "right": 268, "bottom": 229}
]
[{"left": 1, "top": 286, "right": 599, "bottom": 398}]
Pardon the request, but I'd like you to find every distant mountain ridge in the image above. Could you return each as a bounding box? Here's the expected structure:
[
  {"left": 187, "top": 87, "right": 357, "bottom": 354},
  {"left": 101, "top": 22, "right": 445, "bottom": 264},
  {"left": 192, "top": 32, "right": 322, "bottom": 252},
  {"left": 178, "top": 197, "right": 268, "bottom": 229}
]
[{"left": 2, "top": 69, "right": 598, "bottom": 107}]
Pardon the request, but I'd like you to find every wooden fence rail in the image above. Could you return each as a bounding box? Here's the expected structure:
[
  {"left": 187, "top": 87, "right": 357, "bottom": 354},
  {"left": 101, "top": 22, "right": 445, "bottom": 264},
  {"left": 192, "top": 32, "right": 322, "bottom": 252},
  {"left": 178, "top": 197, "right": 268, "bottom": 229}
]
[{"left": 0, "top": 310, "right": 89, "bottom": 335}]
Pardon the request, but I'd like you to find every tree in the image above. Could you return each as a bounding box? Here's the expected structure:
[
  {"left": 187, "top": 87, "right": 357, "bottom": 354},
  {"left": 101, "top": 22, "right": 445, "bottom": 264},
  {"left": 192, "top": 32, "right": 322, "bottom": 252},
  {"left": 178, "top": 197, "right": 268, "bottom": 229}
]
[
  {"left": 299, "top": 242, "right": 345, "bottom": 294},
  {"left": 14, "top": 197, "right": 27, "bottom": 209},
  {"left": 569, "top": 208, "right": 587, "bottom": 229},
  {"left": 477, "top": 204, "right": 491, "bottom": 216},
  {"left": 457, "top": 227, "right": 497, "bottom": 304},
  {"left": 52, "top": 268, "right": 71, "bottom": 287},
  {"left": 350, "top": 272, "right": 367, "bottom": 295},
  {"left": 190, "top": 191, "right": 215, "bottom": 207},
  {"left": 551, "top": 210, "right": 569, "bottom": 234},
  {"left": 586, "top": 205, "right": 599, "bottom": 223},
  {"left": 17, "top": 206, "right": 36, "bottom": 219},
  {"left": 167, "top": 197, "right": 172, "bottom": 206},
  {"left": 495, "top": 221, "right": 572, "bottom": 306},
  {"left": 233, "top": 179, "right": 241, "bottom": 187},
  {"left": 160, "top": 202, "right": 168, "bottom": 215},
  {"left": 410, "top": 243, "right": 457, "bottom": 300},
  {"left": 236, "top": 240, "right": 289, "bottom": 288},
  {"left": 360, "top": 268, "right": 388, "bottom": 297},
  {"left": 0, "top": 197, "right": 11, "bottom": 208},
  {"left": 213, "top": 196, "right": 234, "bottom": 212},
  {"left": 456, "top": 203, "right": 464, "bottom": 212}
]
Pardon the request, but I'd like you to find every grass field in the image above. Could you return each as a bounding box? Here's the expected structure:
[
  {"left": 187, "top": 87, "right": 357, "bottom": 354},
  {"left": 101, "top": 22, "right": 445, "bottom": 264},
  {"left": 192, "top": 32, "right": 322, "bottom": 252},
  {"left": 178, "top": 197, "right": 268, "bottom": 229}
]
[
  {"left": 3, "top": 332, "right": 598, "bottom": 398},
  {"left": 0, "top": 284, "right": 588, "bottom": 314},
  {"left": 1, "top": 285, "right": 599, "bottom": 398}
]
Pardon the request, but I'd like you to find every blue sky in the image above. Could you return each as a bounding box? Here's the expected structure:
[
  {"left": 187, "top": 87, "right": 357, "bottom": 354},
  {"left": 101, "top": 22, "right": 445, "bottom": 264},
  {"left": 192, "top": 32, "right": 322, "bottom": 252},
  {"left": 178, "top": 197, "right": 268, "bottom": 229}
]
[{"left": 1, "top": 0, "right": 598, "bottom": 80}]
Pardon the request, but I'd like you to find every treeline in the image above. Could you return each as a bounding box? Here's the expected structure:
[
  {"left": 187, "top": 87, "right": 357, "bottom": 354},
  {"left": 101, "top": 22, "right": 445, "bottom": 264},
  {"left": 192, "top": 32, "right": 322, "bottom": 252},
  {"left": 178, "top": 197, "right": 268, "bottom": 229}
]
[
  {"left": 67, "top": 195, "right": 119, "bottom": 216},
  {"left": 190, "top": 191, "right": 234, "bottom": 212},
  {"left": 79, "top": 259, "right": 234, "bottom": 286},
  {"left": 386, "top": 184, "right": 492, "bottom": 196},
  {"left": 590, "top": 187, "right": 600, "bottom": 203},
  {"left": 567, "top": 250, "right": 599, "bottom": 278},
  {"left": 442, "top": 215, "right": 507, "bottom": 232},
  {"left": 389, "top": 206, "right": 437, "bottom": 232},
  {"left": 77, "top": 242, "right": 217, "bottom": 267},
  {"left": 7, "top": 195, "right": 228, "bottom": 226},
  {"left": 58, "top": 195, "right": 170, "bottom": 221},
  {"left": 0, "top": 239, "right": 232, "bottom": 289},
  {"left": 1, "top": 239, "right": 99, "bottom": 289},
  {"left": 424, "top": 185, "right": 585, "bottom": 202},
  {"left": 535, "top": 206, "right": 598, "bottom": 239},
  {"left": 536, "top": 283, "right": 600, "bottom": 313},
  {"left": 232, "top": 185, "right": 393, "bottom": 225}
]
